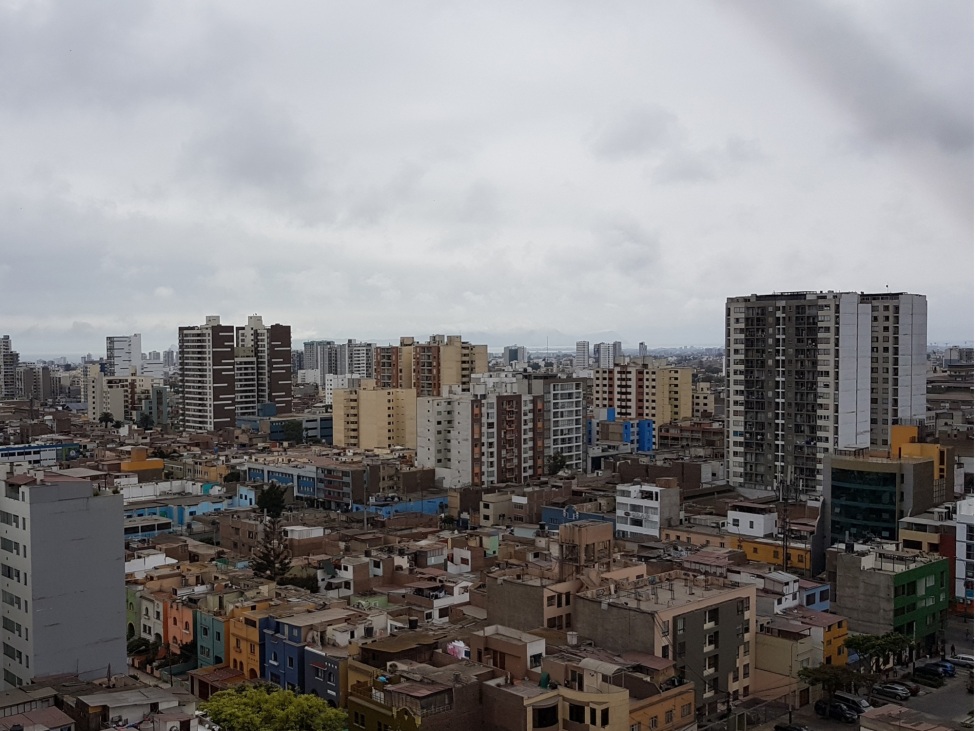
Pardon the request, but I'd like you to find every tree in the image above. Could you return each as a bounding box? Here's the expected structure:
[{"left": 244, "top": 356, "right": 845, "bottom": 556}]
[
  {"left": 98, "top": 411, "right": 114, "bottom": 428},
  {"left": 277, "top": 573, "right": 319, "bottom": 593},
  {"left": 547, "top": 451, "right": 568, "bottom": 476},
  {"left": 250, "top": 516, "right": 292, "bottom": 580},
  {"left": 202, "top": 685, "right": 346, "bottom": 731},
  {"left": 798, "top": 664, "right": 862, "bottom": 696},
  {"left": 281, "top": 420, "right": 304, "bottom": 445},
  {"left": 224, "top": 470, "right": 242, "bottom": 484},
  {"left": 257, "top": 482, "right": 287, "bottom": 520},
  {"left": 137, "top": 413, "right": 154, "bottom": 430}
]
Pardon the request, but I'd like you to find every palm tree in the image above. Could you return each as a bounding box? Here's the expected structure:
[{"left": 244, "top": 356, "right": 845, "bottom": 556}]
[{"left": 98, "top": 411, "right": 114, "bottom": 428}]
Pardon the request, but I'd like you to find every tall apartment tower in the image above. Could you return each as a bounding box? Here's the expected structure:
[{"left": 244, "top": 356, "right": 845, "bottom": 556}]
[
  {"left": 592, "top": 341, "right": 622, "bottom": 368},
  {"left": 178, "top": 315, "right": 292, "bottom": 432},
  {"left": 337, "top": 340, "right": 375, "bottom": 378},
  {"left": 0, "top": 473, "right": 125, "bottom": 689},
  {"left": 725, "top": 291, "right": 927, "bottom": 493},
  {"left": 574, "top": 341, "right": 590, "bottom": 369},
  {"left": 105, "top": 333, "right": 142, "bottom": 376},
  {"left": 0, "top": 336, "right": 19, "bottom": 400},
  {"left": 374, "top": 335, "right": 488, "bottom": 397}
]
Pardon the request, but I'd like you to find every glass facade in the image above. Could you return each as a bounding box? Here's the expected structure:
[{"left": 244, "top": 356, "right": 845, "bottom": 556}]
[{"left": 829, "top": 467, "right": 899, "bottom": 544}]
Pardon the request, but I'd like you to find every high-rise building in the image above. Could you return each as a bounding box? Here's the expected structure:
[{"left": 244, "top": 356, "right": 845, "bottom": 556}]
[
  {"left": 574, "top": 341, "right": 590, "bottom": 369},
  {"left": 0, "top": 336, "right": 19, "bottom": 400},
  {"left": 15, "top": 363, "right": 52, "bottom": 402},
  {"left": 417, "top": 374, "right": 585, "bottom": 488},
  {"left": 725, "top": 291, "right": 927, "bottom": 493},
  {"left": 503, "top": 345, "right": 527, "bottom": 365},
  {"left": 337, "top": 340, "right": 375, "bottom": 378},
  {"left": 106, "top": 333, "right": 142, "bottom": 376},
  {"left": 0, "top": 472, "right": 125, "bottom": 689},
  {"left": 332, "top": 379, "right": 416, "bottom": 450},
  {"left": 374, "top": 335, "right": 487, "bottom": 397},
  {"left": 592, "top": 363, "right": 693, "bottom": 430},
  {"left": 178, "top": 315, "right": 292, "bottom": 432},
  {"left": 303, "top": 340, "right": 335, "bottom": 373},
  {"left": 638, "top": 342, "right": 648, "bottom": 357},
  {"left": 592, "top": 341, "right": 623, "bottom": 368}
]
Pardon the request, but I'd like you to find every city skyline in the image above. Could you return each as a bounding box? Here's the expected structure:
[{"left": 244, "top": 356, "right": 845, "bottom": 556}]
[{"left": 0, "top": 2, "right": 971, "bottom": 354}]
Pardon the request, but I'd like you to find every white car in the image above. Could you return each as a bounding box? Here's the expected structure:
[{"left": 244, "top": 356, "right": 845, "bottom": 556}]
[{"left": 950, "top": 654, "right": 974, "bottom": 668}]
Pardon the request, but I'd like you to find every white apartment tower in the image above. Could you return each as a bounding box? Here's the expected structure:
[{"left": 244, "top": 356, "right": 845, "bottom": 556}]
[
  {"left": 725, "top": 291, "right": 927, "bottom": 493},
  {"left": 0, "top": 473, "right": 125, "bottom": 689},
  {"left": 574, "top": 341, "right": 590, "bottom": 369},
  {"left": 105, "top": 333, "right": 142, "bottom": 376}
]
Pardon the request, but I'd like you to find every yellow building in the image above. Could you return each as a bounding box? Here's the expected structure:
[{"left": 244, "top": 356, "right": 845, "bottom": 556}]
[
  {"left": 891, "top": 424, "right": 954, "bottom": 499},
  {"left": 784, "top": 608, "right": 849, "bottom": 667},
  {"left": 374, "top": 335, "right": 488, "bottom": 397},
  {"left": 333, "top": 379, "right": 417, "bottom": 450},
  {"left": 226, "top": 602, "right": 273, "bottom": 680},
  {"left": 592, "top": 363, "right": 693, "bottom": 428},
  {"left": 660, "top": 526, "right": 814, "bottom": 575}
]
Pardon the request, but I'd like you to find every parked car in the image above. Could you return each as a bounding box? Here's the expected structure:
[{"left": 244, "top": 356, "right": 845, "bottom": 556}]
[
  {"left": 815, "top": 699, "right": 858, "bottom": 723},
  {"left": 833, "top": 691, "right": 871, "bottom": 713},
  {"left": 918, "top": 663, "right": 948, "bottom": 678},
  {"left": 887, "top": 681, "right": 920, "bottom": 696},
  {"left": 950, "top": 654, "right": 975, "bottom": 668},
  {"left": 872, "top": 683, "right": 911, "bottom": 701}
]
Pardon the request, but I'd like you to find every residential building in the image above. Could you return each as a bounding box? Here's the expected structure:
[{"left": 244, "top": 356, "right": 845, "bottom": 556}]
[
  {"left": 575, "top": 340, "right": 590, "bottom": 369},
  {"left": 615, "top": 480, "right": 681, "bottom": 541},
  {"left": 106, "top": 333, "right": 142, "bottom": 376},
  {"left": 179, "top": 315, "right": 292, "bottom": 431},
  {"left": 0, "top": 472, "right": 125, "bottom": 689},
  {"left": 955, "top": 496, "right": 974, "bottom": 608},
  {"left": 827, "top": 544, "right": 949, "bottom": 652},
  {"left": 0, "top": 336, "right": 19, "bottom": 400},
  {"left": 374, "top": 335, "right": 488, "bottom": 396},
  {"left": 727, "top": 502, "right": 778, "bottom": 538},
  {"left": 337, "top": 339, "right": 375, "bottom": 378},
  {"left": 592, "top": 363, "right": 693, "bottom": 439},
  {"left": 15, "top": 363, "right": 53, "bottom": 402},
  {"left": 725, "top": 291, "right": 927, "bottom": 493},
  {"left": 593, "top": 342, "right": 623, "bottom": 368},
  {"left": 417, "top": 374, "right": 563, "bottom": 488},
  {"left": 573, "top": 573, "right": 757, "bottom": 714},
  {"left": 332, "top": 379, "right": 417, "bottom": 450},
  {"left": 303, "top": 339, "right": 335, "bottom": 374},
  {"left": 692, "top": 381, "right": 714, "bottom": 418}
]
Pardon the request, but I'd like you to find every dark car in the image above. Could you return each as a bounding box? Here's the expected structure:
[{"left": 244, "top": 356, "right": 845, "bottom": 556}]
[
  {"left": 774, "top": 725, "right": 810, "bottom": 731},
  {"left": 815, "top": 699, "right": 858, "bottom": 723},
  {"left": 872, "top": 683, "right": 911, "bottom": 701},
  {"left": 932, "top": 660, "right": 956, "bottom": 677},
  {"left": 920, "top": 662, "right": 949, "bottom": 678}
]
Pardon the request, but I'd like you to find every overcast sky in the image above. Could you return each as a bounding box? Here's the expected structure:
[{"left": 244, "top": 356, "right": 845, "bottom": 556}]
[{"left": 1, "top": 1, "right": 971, "bottom": 357}]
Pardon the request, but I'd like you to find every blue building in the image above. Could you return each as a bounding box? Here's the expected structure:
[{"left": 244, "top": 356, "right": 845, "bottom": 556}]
[
  {"left": 799, "top": 578, "right": 831, "bottom": 612},
  {"left": 354, "top": 496, "right": 447, "bottom": 519},
  {"left": 304, "top": 646, "right": 346, "bottom": 707},
  {"left": 263, "top": 608, "right": 357, "bottom": 692},
  {"left": 195, "top": 611, "right": 228, "bottom": 668}
]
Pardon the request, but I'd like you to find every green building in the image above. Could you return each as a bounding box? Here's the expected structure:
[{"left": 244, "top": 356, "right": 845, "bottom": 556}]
[{"left": 828, "top": 545, "right": 949, "bottom": 654}]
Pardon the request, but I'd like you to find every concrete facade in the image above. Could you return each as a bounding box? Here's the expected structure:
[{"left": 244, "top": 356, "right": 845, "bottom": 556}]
[{"left": 0, "top": 475, "right": 125, "bottom": 689}]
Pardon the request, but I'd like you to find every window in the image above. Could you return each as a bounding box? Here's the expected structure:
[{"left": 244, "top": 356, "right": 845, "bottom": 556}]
[
  {"left": 314, "top": 667, "right": 325, "bottom": 681},
  {"left": 650, "top": 716, "right": 659, "bottom": 729},
  {"left": 706, "top": 608, "right": 719, "bottom": 624},
  {"left": 676, "top": 617, "right": 685, "bottom": 634},
  {"left": 743, "top": 663, "right": 750, "bottom": 678},
  {"left": 568, "top": 704, "right": 586, "bottom": 723},
  {"left": 681, "top": 704, "right": 692, "bottom": 718},
  {"left": 288, "top": 656, "right": 295, "bottom": 669},
  {"left": 534, "top": 706, "right": 559, "bottom": 728},
  {"left": 602, "top": 708, "right": 610, "bottom": 726}
]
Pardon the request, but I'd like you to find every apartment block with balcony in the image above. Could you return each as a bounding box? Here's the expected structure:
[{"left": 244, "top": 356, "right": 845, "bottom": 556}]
[
  {"left": 725, "top": 291, "right": 926, "bottom": 494},
  {"left": 592, "top": 364, "right": 693, "bottom": 443},
  {"left": 374, "top": 335, "right": 488, "bottom": 397},
  {"left": 332, "top": 379, "right": 417, "bottom": 450},
  {"left": 615, "top": 480, "right": 680, "bottom": 541}
]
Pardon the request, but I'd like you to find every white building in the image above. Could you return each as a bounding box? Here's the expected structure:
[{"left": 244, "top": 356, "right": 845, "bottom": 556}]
[
  {"left": 0, "top": 336, "right": 19, "bottom": 400},
  {"left": 725, "top": 291, "right": 927, "bottom": 493},
  {"left": 726, "top": 501, "right": 779, "bottom": 538},
  {"left": 614, "top": 481, "right": 680, "bottom": 541},
  {"left": 0, "top": 473, "right": 125, "bottom": 688},
  {"left": 956, "top": 496, "right": 974, "bottom": 606},
  {"left": 574, "top": 341, "right": 590, "bottom": 369},
  {"left": 106, "top": 333, "right": 142, "bottom": 376}
]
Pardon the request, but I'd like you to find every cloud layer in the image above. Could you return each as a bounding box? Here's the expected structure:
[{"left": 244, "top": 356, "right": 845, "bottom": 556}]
[{"left": 0, "top": 0, "right": 970, "bottom": 355}]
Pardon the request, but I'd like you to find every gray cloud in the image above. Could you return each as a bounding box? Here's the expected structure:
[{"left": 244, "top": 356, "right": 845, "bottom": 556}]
[
  {"left": 0, "top": 1, "right": 969, "bottom": 356},
  {"left": 588, "top": 105, "right": 681, "bottom": 161}
]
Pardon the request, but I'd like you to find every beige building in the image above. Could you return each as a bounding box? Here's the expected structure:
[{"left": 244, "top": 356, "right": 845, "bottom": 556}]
[
  {"left": 592, "top": 362, "right": 693, "bottom": 433},
  {"left": 83, "top": 365, "right": 158, "bottom": 423},
  {"left": 332, "top": 379, "right": 417, "bottom": 450},
  {"left": 374, "top": 334, "right": 488, "bottom": 396},
  {"left": 692, "top": 381, "right": 715, "bottom": 418}
]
